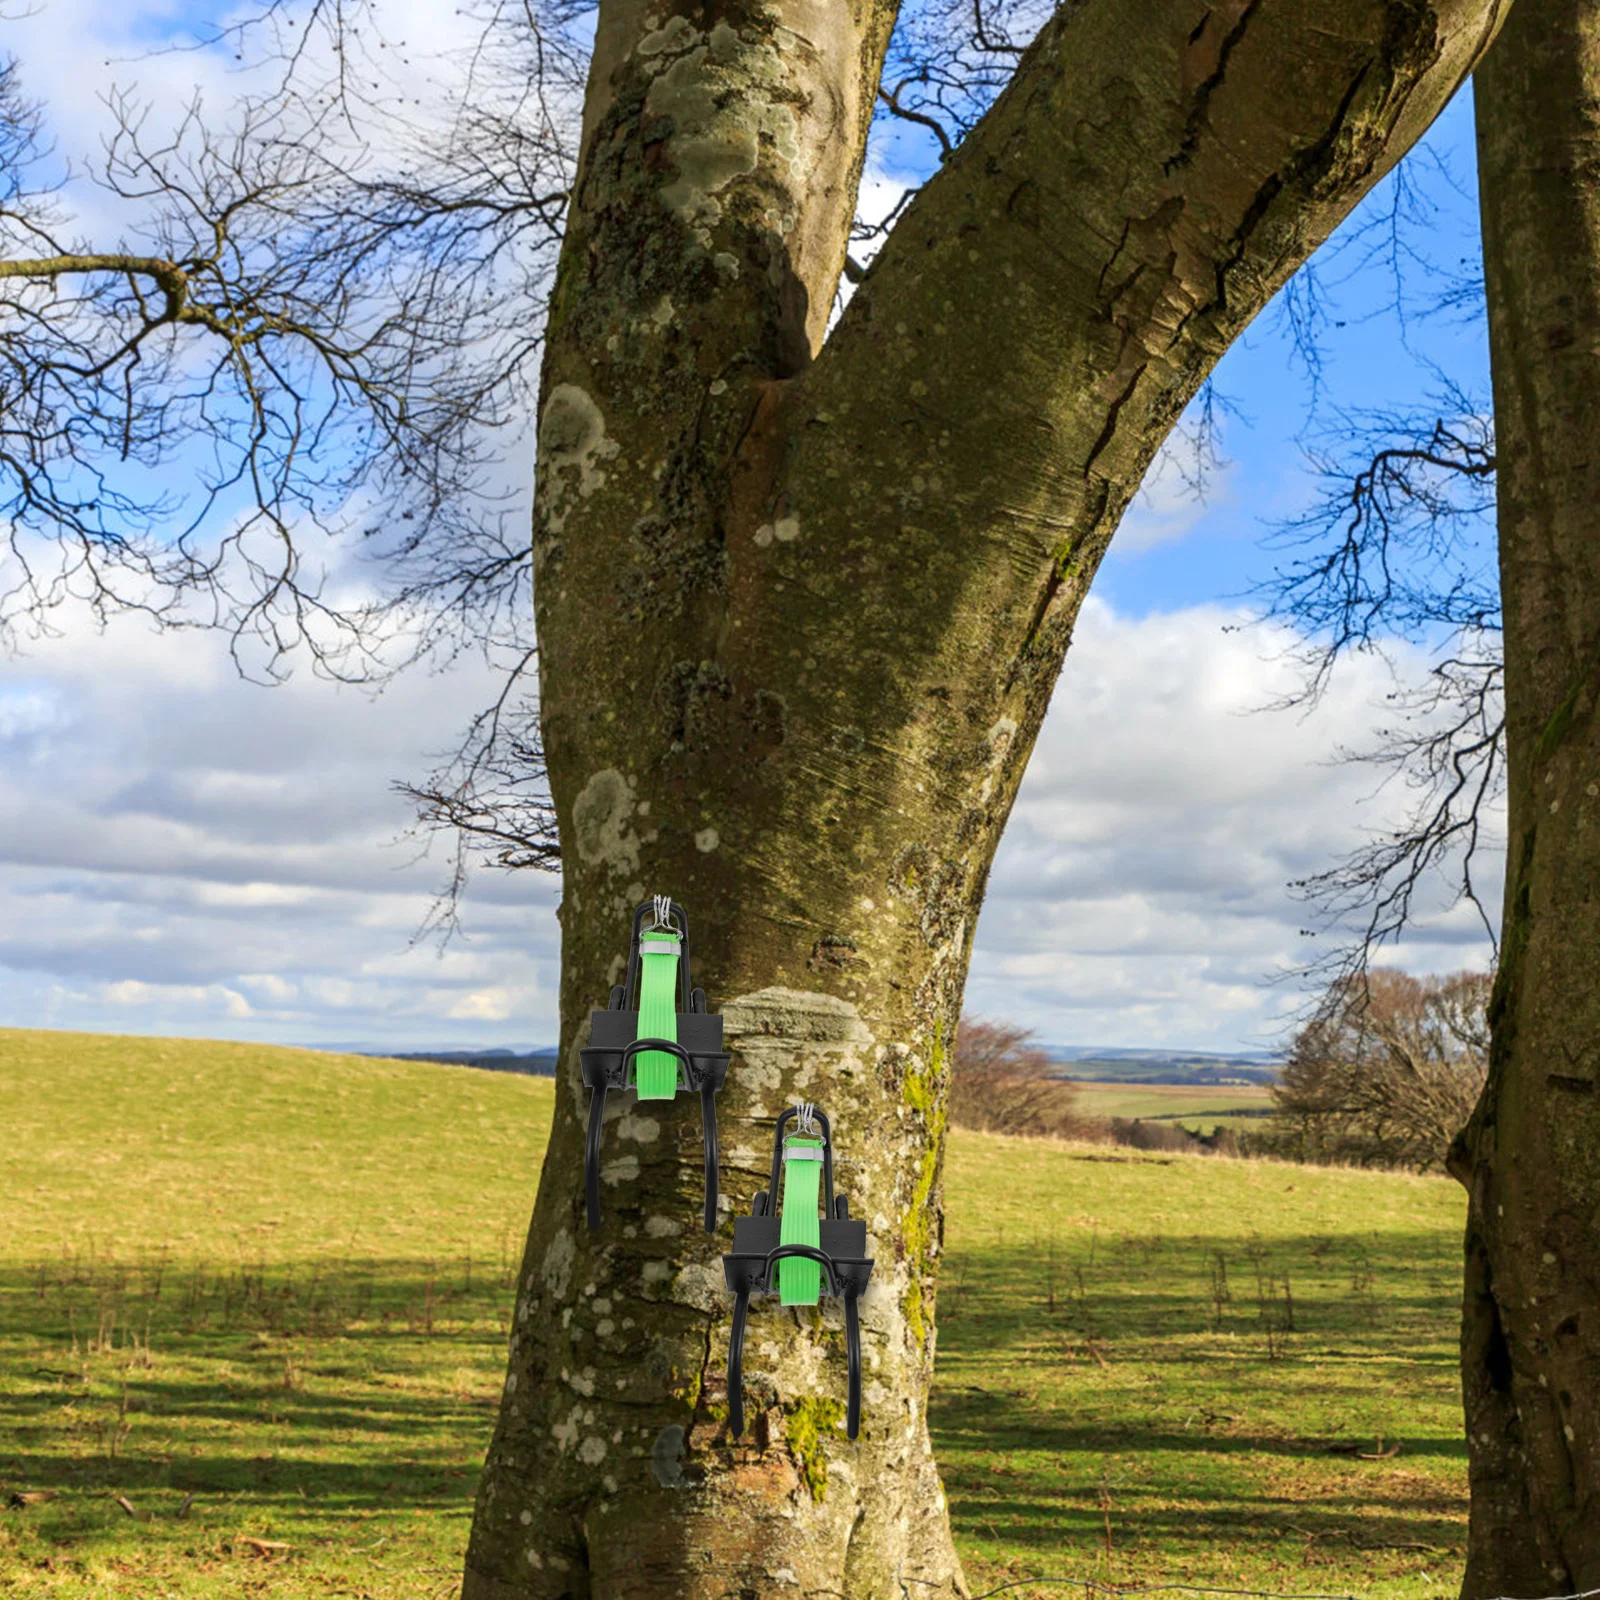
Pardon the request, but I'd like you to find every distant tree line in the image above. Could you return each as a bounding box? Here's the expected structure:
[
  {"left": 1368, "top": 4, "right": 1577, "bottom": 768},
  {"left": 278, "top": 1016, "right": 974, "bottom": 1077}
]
[
  {"left": 949, "top": 1019, "right": 1240, "bottom": 1156},
  {"left": 952, "top": 969, "right": 1491, "bottom": 1172}
]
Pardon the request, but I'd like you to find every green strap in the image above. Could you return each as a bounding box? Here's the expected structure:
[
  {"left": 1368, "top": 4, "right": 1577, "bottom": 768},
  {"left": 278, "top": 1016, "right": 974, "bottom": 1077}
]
[
  {"left": 778, "top": 1135, "right": 823, "bottom": 1304},
  {"left": 634, "top": 931, "right": 680, "bottom": 1100}
]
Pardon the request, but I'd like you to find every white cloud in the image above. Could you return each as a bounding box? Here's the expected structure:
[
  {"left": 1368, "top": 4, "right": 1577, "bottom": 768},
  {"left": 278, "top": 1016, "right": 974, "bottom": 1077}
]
[
  {"left": 238, "top": 972, "right": 298, "bottom": 1003},
  {"left": 0, "top": 595, "right": 1500, "bottom": 1056},
  {"left": 0, "top": 602, "right": 561, "bottom": 1049},
  {"left": 96, "top": 977, "right": 253, "bottom": 1019},
  {"left": 447, "top": 988, "right": 519, "bottom": 1022},
  {"left": 1116, "top": 434, "right": 1235, "bottom": 554},
  {"left": 964, "top": 598, "right": 1501, "bottom": 1050}
]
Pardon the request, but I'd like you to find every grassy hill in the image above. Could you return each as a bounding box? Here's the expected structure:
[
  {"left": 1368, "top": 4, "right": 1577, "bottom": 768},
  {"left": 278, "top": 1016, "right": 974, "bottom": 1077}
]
[
  {"left": 1064, "top": 1079, "right": 1276, "bottom": 1132},
  {"left": 0, "top": 1028, "right": 1468, "bottom": 1597}
]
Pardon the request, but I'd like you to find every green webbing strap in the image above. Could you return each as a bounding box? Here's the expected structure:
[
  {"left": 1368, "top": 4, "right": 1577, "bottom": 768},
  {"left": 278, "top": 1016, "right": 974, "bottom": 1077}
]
[
  {"left": 778, "top": 1135, "right": 823, "bottom": 1304},
  {"left": 634, "top": 931, "right": 681, "bottom": 1100}
]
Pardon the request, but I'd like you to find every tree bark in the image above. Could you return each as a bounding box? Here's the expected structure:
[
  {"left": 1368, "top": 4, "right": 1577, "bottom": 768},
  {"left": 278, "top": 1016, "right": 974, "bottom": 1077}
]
[
  {"left": 462, "top": 2, "right": 1511, "bottom": 1595},
  {"left": 1455, "top": 2, "right": 1600, "bottom": 1589}
]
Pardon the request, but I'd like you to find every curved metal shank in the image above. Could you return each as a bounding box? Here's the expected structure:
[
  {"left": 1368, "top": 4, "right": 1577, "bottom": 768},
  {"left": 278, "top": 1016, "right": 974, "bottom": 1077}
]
[
  {"left": 725, "top": 1264, "right": 863, "bottom": 1439},
  {"left": 585, "top": 1085, "right": 607, "bottom": 1231},
  {"left": 615, "top": 1036, "right": 692, "bottom": 1086},
  {"left": 727, "top": 1290, "right": 750, "bottom": 1436},
  {"left": 585, "top": 1039, "right": 711, "bottom": 1230},
  {"left": 760, "top": 1242, "right": 840, "bottom": 1297}
]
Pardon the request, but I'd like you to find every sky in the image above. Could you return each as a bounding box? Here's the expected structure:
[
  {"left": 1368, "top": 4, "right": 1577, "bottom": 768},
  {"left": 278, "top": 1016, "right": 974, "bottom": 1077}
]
[{"left": 0, "top": 2, "right": 1501, "bottom": 1053}]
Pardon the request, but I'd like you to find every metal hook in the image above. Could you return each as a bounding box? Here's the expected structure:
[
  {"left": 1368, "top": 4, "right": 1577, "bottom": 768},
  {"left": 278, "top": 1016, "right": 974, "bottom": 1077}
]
[
  {"left": 795, "top": 1101, "right": 817, "bottom": 1136},
  {"left": 650, "top": 893, "right": 673, "bottom": 931}
]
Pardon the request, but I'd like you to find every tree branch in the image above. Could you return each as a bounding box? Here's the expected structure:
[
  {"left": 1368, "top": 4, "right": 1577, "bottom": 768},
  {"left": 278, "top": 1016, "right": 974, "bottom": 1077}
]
[
  {"left": 774, "top": 0, "right": 1512, "bottom": 720},
  {"left": 0, "top": 252, "right": 189, "bottom": 308}
]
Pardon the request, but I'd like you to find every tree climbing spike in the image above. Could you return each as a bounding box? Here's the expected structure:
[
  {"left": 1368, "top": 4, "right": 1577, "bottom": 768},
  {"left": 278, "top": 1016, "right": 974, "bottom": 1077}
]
[
  {"left": 579, "top": 897, "right": 730, "bottom": 1233},
  {"left": 722, "top": 1104, "right": 875, "bottom": 1440}
]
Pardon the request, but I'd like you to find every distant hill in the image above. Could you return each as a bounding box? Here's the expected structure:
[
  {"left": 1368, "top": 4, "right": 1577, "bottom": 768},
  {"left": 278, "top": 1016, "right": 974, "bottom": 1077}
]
[
  {"left": 344, "top": 1042, "right": 1278, "bottom": 1088},
  {"left": 381, "top": 1047, "right": 559, "bottom": 1077},
  {"left": 1042, "top": 1046, "right": 1281, "bottom": 1086}
]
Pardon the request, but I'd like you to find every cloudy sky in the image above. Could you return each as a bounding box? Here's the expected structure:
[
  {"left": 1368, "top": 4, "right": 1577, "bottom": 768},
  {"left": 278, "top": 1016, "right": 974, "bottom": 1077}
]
[{"left": 0, "top": 2, "right": 1501, "bottom": 1053}]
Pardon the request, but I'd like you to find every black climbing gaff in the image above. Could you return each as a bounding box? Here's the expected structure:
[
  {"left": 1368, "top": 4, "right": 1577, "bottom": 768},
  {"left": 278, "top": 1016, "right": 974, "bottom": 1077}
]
[
  {"left": 579, "top": 897, "right": 730, "bottom": 1233},
  {"left": 721, "top": 1105, "right": 874, "bottom": 1440}
]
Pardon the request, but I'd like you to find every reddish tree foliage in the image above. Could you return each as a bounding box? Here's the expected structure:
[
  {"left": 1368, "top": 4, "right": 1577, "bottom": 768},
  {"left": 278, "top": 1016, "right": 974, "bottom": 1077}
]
[{"left": 949, "top": 1017, "right": 1084, "bottom": 1139}]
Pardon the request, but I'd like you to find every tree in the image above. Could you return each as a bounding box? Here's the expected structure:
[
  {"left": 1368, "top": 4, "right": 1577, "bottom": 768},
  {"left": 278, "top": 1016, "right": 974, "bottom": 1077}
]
[
  {"left": 462, "top": 3, "right": 1510, "bottom": 1594},
  {"left": 0, "top": 20, "right": 576, "bottom": 680},
  {"left": 950, "top": 1017, "right": 1080, "bottom": 1138},
  {"left": 1451, "top": 0, "right": 1600, "bottom": 1586},
  {"left": 1271, "top": 967, "right": 1489, "bottom": 1170}
]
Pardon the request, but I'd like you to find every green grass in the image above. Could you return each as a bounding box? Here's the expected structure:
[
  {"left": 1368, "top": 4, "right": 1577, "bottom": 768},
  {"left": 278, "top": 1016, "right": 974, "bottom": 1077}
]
[
  {"left": 1065, "top": 1080, "right": 1275, "bottom": 1132},
  {"left": 0, "top": 1029, "right": 550, "bottom": 1598},
  {"left": 0, "top": 1028, "right": 1469, "bottom": 1597},
  {"left": 937, "top": 1137, "right": 1467, "bottom": 1598}
]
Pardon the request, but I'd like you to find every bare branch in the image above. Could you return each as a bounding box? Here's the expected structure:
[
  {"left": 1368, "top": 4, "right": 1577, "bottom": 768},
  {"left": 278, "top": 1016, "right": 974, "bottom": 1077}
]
[
  {"left": 397, "top": 648, "right": 561, "bottom": 939},
  {"left": 1291, "top": 641, "right": 1504, "bottom": 978},
  {"left": 0, "top": 10, "right": 582, "bottom": 679},
  {"left": 1268, "top": 967, "right": 1491, "bottom": 1170},
  {"left": 1254, "top": 394, "right": 1502, "bottom": 977}
]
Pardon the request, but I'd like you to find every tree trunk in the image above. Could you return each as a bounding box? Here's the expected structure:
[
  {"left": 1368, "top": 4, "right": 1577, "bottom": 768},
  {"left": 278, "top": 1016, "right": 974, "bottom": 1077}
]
[
  {"left": 1454, "top": 2, "right": 1600, "bottom": 1589},
  {"left": 462, "top": 2, "right": 1510, "bottom": 1595}
]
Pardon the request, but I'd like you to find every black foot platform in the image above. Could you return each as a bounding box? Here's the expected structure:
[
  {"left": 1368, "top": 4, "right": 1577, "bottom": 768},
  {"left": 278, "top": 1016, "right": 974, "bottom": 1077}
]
[
  {"left": 721, "top": 1107, "right": 874, "bottom": 1439},
  {"left": 579, "top": 899, "right": 730, "bottom": 1232}
]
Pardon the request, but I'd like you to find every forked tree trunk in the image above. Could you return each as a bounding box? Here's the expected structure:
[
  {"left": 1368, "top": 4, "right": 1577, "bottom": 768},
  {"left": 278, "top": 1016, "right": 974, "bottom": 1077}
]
[
  {"left": 1454, "top": 1, "right": 1600, "bottom": 1588},
  {"left": 461, "top": 3, "right": 1509, "bottom": 1595}
]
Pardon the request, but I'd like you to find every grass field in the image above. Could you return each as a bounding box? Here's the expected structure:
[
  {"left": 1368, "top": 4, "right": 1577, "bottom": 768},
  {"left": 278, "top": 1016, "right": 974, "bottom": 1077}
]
[
  {"left": 0, "top": 1029, "right": 1469, "bottom": 1598},
  {"left": 1063, "top": 1080, "right": 1275, "bottom": 1132}
]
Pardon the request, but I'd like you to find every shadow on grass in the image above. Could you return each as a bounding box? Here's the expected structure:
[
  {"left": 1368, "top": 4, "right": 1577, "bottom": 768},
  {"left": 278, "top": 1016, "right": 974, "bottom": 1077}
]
[
  {"left": 0, "top": 1437, "right": 480, "bottom": 1509},
  {"left": 931, "top": 1401, "right": 1467, "bottom": 1462},
  {"left": 929, "top": 1226, "right": 1467, "bottom": 1560},
  {"left": 944, "top": 1479, "right": 1467, "bottom": 1555},
  {"left": 0, "top": 1257, "right": 512, "bottom": 1339},
  {"left": 934, "top": 1229, "right": 1461, "bottom": 1353},
  {"left": 0, "top": 1256, "right": 504, "bottom": 1543}
]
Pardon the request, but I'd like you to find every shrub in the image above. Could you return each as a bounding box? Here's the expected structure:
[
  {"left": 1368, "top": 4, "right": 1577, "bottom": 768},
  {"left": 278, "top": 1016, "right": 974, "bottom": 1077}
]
[{"left": 949, "top": 1018, "right": 1085, "bottom": 1138}]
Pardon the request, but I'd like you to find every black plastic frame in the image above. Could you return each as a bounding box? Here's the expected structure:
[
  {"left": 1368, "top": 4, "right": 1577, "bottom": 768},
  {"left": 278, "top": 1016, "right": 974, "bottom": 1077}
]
[
  {"left": 721, "top": 1105, "right": 874, "bottom": 1439},
  {"left": 578, "top": 899, "right": 730, "bottom": 1233}
]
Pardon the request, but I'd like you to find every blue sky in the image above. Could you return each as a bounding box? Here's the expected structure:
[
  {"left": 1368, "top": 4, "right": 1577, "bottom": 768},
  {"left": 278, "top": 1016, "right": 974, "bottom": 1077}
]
[
  {"left": 1097, "top": 88, "right": 1491, "bottom": 619},
  {"left": 0, "top": 6, "right": 1500, "bottom": 1053}
]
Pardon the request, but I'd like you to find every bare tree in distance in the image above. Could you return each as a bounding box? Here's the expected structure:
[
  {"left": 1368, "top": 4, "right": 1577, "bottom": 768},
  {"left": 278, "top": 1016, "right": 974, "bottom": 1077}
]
[
  {"left": 1268, "top": 966, "right": 1491, "bottom": 1170},
  {"left": 949, "top": 1016, "right": 1082, "bottom": 1139}
]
